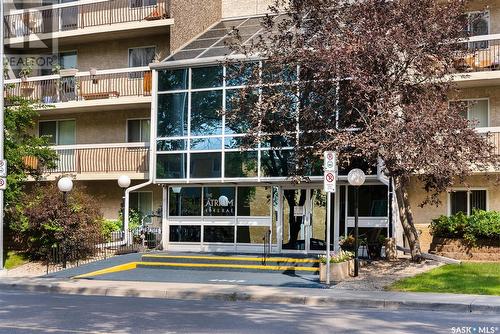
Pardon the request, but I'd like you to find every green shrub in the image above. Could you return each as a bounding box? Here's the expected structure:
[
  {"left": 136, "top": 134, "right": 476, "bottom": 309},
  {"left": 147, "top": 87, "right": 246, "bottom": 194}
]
[
  {"left": 430, "top": 210, "right": 500, "bottom": 245},
  {"left": 15, "top": 184, "right": 103, "bottom": 260},
  {"left": 101, "top": 219, "right": 122, "bottom": 241}
]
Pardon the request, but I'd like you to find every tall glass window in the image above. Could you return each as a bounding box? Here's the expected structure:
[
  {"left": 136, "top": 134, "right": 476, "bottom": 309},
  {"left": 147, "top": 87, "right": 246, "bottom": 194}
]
[{"left": 155, "top": 63, "right": 307, "bottom": 181}]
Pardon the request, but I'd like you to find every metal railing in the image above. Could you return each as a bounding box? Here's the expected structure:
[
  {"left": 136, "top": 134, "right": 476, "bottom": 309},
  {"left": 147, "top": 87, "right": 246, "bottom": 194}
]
[
  {"left": 45, "top": 142, "right": 149, "bottom": 174},
  {"left": 4, "top": 67, "right": 152, "bottom": 103},
  {"left": 46, "top": 227, "right": 162, "bottom": 274},
  {"left": 4, "top": 0, "right": 171, "bottom": 39},
  {"left": 455, "top": 34, "right": 500, "bottom": 73},
  {"left": 477, "top": 127, "right": 500, "bottom": 155}
]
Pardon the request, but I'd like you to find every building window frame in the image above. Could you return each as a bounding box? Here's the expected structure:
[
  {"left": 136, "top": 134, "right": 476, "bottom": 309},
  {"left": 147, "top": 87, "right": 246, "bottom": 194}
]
[
  {"left": 126, "top": 118, "right": 151, "bottom": 143},
  {"left": 128, "top": 46, "right": 157, "bottom": 68},
  {"left": 448, "top": 98, "right": 490, "bottom": 128},
  {"left": 130, "top": 191, "right": 154, "bottom": 217},
  {"left": 447, "top": 188, "right": 489, "bottom": 216},
  {"left": 38, "top": 119, "right": 76, "bottom": 145}
]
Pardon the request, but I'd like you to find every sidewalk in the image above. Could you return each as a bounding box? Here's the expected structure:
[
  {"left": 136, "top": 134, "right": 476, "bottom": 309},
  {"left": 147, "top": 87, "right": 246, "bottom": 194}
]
[{"left": 1, "top": 277, "right": 499, "bottom": 314}]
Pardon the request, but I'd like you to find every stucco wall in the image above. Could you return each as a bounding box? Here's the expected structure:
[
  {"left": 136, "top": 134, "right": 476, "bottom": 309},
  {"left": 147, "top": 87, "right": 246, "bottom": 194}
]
[
  {"left": 169, "top": 0, "right": 221, "bottom": 53},
  {"left": 79, "top": 181, "right": 162, "bottom": 220},
  {"left": 37, "top": 109, "right": 150, "bottom": 144},
  {"left": 408, "top": 175, "right": 500, "bottom": 226},
  {"left": 453, "top": 86, "right": 500, "bottom": 127},
  {"left": 59, "top": 34, "right": 170, "bottom": 72},
  {"left": 222, "top": 0, "right": 274, "bottom": 18}
]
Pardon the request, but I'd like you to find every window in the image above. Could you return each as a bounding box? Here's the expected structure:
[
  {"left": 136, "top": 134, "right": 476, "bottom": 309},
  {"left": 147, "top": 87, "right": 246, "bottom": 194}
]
[
  {"left": 130, "top": 0, "right": 157, "bottom": 8},
  {"left": 466, "top": 11, "right": 489, "bottom": 49},
  {"left": 449, "top": 189, "right": 487, "bottom": 216},
  {"left": 59, "top": 51, "right": 77, "bottom": 69},
  {"left": 130, "top": 192, "right": 153, "bottom": 219},
  {"left": 451, "top": 99, "right": 489, "bottom": 128},
  {"left": 127, "top": 119, "right": 150, "bottom": 142},
  {"left": 129, "top": 47, "right": 156, "bottom": 68},
  {"left": 348, "top": 185, "right": 388, "bottom": 217},
  {"left": 169, "top": 187, "right": 202, "bottom": 216},
  {"left": 39, "top": 120, "right": 75, "bottom": 145}
]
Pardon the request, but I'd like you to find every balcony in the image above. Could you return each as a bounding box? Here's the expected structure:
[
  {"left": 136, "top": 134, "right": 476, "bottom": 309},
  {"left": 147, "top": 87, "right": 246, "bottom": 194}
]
[
  {"left": 4, "top": 0, "right": 173, "bottom": 46},
  {"left": 477, "top": 127, "right": 500, "bottom": 156},
  {"left": 4, "top": 67, "right": 152, "bottom": 113},
  {"left": 452, "top": 34, "right": 500, "bottom": 87},
  {"left": 27, "top": 143, "right": 150, "bottom": 180}
]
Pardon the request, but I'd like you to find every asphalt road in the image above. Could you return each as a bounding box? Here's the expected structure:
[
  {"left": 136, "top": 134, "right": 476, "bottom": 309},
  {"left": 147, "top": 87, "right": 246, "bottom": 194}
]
[{"left": 0, "top": 289, "right": 498, "bottom": 334}]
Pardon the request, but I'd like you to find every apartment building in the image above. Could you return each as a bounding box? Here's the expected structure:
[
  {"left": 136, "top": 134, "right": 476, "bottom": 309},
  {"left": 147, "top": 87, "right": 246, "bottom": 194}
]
[
  {"left": 408, "top": 1, "right": 500, "bottom": 251},
  {"left": 4, "top": 0, "right": 496, "bottom": 254},
  {"left": 3, "top": 0, "right": 224, "bottom": 220}
]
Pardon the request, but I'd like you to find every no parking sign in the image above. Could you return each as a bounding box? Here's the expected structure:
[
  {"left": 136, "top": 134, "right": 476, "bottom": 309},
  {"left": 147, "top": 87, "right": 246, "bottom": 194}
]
[{"left": 323, "top": 151, "right": 336, "bottom": 193}]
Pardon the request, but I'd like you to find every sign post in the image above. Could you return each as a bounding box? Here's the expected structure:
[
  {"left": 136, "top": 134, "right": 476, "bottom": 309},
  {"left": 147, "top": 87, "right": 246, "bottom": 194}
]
[{"left": 323, "top": 151, "right": 337, "bottom": 285}]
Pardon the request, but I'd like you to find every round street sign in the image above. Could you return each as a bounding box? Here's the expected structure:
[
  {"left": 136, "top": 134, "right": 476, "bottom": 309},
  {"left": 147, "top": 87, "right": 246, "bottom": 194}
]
[
  {"left": 326, "top": 172, "right": 334, "bottom": 183},
  {"left": 327, "top": 152, "right": 334, "bottom": 161}
]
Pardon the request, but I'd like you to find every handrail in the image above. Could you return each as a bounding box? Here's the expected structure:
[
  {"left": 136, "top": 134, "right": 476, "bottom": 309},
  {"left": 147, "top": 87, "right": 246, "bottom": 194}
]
[
  {"left": 44, "top": 144, "right": 150, "bottom": 174},
  {"left": 4, "top": 66, "right": 150, "bottom": 83},
  {"left": 4, "top": 0, "right": 171, "bottom": 39},
  {"left": 51, "top": 142, "right": 149, "bottom": 150},
  {"left": 7, "top": 0, "right": 110, "bottom": 16}
]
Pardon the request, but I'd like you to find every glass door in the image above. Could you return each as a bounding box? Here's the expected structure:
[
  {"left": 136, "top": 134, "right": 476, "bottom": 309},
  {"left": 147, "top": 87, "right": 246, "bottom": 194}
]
[{"left": 281, "top": 188, "right": 327, "bottom": 253}]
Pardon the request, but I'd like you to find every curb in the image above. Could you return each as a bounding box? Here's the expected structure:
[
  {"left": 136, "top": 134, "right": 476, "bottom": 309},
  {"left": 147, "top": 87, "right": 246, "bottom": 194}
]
[{"left": 1, "top": 280, "right": 498, "bottom": 314}]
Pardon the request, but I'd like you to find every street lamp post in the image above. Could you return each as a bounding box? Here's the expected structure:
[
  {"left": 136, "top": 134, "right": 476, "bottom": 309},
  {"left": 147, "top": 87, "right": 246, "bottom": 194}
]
[
  {"left": 57, "top": 177, "right": 73, "bottom": 269},
  {"left": 118, "top": 175, "right": 131, "bottom": 235},
  {"left": 347, "top": 168, "right": 366, "bottom": 277},
  {"left": 57, "top": 177, "right": 74, "bottom": 204}
]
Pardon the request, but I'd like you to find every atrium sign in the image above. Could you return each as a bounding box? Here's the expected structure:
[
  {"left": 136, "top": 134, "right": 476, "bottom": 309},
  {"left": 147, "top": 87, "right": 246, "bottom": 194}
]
[{"left": 204, "top": 195, "right": 235, "bottom": 215}]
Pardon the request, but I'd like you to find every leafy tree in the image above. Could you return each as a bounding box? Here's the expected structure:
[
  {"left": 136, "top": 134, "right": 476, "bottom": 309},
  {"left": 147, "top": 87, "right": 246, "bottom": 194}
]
[
  {"left": 4, "top": 96, "right": 57, "bottom": 245},
  {"left": 227, "top": 0, "right": 500, "bottom": 260}
]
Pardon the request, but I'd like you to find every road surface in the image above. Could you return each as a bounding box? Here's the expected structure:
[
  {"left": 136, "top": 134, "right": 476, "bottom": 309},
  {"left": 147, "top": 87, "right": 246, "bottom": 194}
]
[{"left": 0, "top": 289, "right": 497, "bottom": 333}]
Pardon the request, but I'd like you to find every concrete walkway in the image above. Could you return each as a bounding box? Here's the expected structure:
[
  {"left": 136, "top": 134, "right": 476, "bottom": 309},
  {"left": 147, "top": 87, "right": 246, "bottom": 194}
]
[{"left": 1, "top": 277, "right": 499, "bottom": 314}]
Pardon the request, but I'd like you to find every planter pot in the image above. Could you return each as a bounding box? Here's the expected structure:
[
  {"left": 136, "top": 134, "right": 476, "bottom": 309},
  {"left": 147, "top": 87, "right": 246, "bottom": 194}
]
[
  {"left": 21, "top": 87, "right": 34, "bottom": 97},
  {"left": 319, "top": 261, "right": 350, "bottom": 283},
  {"left": 60, "top": 68, "right": 78, "bottom": 77}
]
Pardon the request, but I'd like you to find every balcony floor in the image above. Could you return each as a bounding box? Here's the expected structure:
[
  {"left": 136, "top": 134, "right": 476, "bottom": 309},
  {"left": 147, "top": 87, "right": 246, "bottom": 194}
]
[
  {"left": 5, "top": 19, "right": 173, "bottom": 47},
  {"left": 37, "top": 95, "right": 152, "bottom": 115}
]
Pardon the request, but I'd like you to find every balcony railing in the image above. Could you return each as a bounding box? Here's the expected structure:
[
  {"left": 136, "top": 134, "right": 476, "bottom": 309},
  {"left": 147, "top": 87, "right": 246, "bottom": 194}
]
[
  {"left": 4, "top": 67, "right": 152, "bottom": 104},
  {"left": 454, "top": 34, "right": 500, "bottom": 73},
  {"left": 43, "top": 143, "right": 149, "bottom": 174},
  {"left": 477, "top": 127, "right": 500, "bottom": 155},
  {"left": 4, "top": 0, "right": 171, "bottom": 39}
]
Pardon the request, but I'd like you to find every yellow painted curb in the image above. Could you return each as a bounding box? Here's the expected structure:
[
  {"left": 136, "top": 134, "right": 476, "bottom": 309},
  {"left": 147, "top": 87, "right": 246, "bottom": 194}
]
[
  {"left": 73, "top": 260, "right": 319, "bottom": 279},
  {"left": 73, "top": 262, "right": 138, "bottom": 279},
  {"left": 137, "top": 261, "right": 319, "bottom": 272},
  {"left": 142, "top": 254, "right": 320, "bottom": 264}
]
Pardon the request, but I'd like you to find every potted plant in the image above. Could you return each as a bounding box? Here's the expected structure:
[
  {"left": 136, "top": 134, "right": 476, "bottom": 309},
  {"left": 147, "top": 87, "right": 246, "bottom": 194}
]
[
  {"left": 19, "top": 57, "right": 35, "bottom": 97},
  {"left": 318, "top": 250, "right": 354, "bottom": 283},
  {"left": 339, "top": 234, "right": 356, "bottom": 252}
]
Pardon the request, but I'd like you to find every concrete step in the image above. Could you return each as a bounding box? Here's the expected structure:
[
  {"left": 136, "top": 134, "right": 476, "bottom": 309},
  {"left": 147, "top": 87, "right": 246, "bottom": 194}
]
[{"left": 138, "top": 253, "right": 321, "bottom": 274}]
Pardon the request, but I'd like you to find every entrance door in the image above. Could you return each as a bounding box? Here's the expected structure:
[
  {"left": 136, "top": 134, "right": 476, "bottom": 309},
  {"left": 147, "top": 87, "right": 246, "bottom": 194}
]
[{"left": 281, "top": 188, "right": 328, "bottom": 253}]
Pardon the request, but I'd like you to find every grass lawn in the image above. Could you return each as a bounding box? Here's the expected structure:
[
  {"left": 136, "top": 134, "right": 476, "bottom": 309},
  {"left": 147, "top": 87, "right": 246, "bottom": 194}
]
[
  {"left": 388, "top": 262, "right": 500, "bottom": 295},
  {"left": 3, "top": 251, "right": 28, "bottom": 270}
]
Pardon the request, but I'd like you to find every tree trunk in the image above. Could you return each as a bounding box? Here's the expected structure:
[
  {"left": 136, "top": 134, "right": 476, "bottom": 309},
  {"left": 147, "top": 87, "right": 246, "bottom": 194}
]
[{"left": 394, "top": 176, "right": 423, "bottom": 262}]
